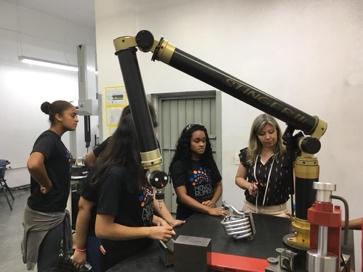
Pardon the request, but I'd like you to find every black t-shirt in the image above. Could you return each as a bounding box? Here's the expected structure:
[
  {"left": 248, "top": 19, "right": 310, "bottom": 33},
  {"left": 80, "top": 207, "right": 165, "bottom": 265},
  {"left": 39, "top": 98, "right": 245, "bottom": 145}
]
[
  {"left": 239, "top": 148, "right": 293, "bottom": 206},
  {"left": 97, "top": 166, "right": 154, "bottom": 267},
  {"left": 27, "top": 130, "right": 72, "bottom": 212},
  {"left": 77, "top": 137, "right": 110, "bottom": 236},
  {"left": 81, "top": 176, "right": 100, "bottom": 236},
  {"left": 170, "top": 159, "right": 222, "bottom": 220}
]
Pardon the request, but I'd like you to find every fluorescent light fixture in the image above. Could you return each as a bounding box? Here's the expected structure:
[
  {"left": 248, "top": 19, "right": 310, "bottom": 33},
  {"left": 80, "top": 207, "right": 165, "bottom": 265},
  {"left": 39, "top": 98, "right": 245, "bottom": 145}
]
[{"left": 19, "top": 56, "right": 78, "bottom": 72}]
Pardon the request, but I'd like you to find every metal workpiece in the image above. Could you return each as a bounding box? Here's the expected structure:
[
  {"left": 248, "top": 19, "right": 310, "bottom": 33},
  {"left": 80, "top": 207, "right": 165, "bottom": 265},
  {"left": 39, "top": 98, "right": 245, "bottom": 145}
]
[
  {"left": 266, "top": 248, "right": 298, "bottom": 272},
  {"left": 221, "top": 202, "right": 256, "bottom": 240},
  {"left": 159, "top": 239, "right": 175, "bottom": 267},
  {"left": 174, "top": 235, "right": 211, "bottom": 272},
  {"left": 306, "top": 250, "right": 337, "bottom": 272},
  {"left": 313, "top": 182, "right": 336, "bottom": 203}
]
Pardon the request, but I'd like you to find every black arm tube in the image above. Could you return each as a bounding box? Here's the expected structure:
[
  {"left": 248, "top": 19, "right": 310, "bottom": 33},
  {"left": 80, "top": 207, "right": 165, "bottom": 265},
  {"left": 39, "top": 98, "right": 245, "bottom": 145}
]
[
  {"left": 295, "top": 178, "right": 317, "bottom": 219},
  {"left": 157, "top": 48, "right": 318, "bottom": 135},
  {"left": 115, "top": 47, "right": 158, "bottom": 152}
]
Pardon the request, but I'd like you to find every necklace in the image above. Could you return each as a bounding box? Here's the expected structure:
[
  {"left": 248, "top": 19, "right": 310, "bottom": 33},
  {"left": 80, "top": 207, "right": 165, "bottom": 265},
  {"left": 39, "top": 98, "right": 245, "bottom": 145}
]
[{"left": 253, "top": 154, "right": 275, "bottom": 207}]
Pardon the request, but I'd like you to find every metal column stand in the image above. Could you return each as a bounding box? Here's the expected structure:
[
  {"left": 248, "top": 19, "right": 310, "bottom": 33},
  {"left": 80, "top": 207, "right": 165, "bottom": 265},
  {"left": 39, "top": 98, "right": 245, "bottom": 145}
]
[
  {"left": 221, "top": 201, "right": 256, "bottom": 240},
  {"left": 0, "top": 160, "right": 14, "bottom": 210},
  {"left": 307, "top": 182, "right": 338, "bottom": 272}
]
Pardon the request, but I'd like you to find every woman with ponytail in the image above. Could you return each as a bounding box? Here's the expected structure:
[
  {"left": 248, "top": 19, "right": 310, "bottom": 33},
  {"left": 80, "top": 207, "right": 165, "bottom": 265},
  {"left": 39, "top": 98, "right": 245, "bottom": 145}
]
[{"left": 22, "top": 100, "right": 78, "bottom": 271}]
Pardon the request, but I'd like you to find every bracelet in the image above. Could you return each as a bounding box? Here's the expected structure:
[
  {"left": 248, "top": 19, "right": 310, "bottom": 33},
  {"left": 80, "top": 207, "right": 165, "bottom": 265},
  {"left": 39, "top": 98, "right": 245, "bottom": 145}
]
[{"left": 74, "top": 247, "right": 87, "bottom": 252}]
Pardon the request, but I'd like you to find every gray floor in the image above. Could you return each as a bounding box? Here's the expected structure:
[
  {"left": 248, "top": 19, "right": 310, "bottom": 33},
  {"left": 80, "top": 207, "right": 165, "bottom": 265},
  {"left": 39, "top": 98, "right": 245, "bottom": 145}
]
[{"left": 0, "top": 189, "right": 30, "bottom": 271}]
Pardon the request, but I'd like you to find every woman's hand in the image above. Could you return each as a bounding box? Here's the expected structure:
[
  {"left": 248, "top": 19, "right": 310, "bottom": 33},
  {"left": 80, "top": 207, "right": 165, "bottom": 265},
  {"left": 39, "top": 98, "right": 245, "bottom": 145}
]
[
  {"left": 71, "top": 249, "right": 86, "bottom": 268},
  {"left": 40, "top": 183, "right": 53, "bottom": 194},
  {"left": 148, "top": 225, "right": 176, "bottom": 241},
  {"left": 168, "top": 218, "right": 186, "bottom": 228},
  {"left": 202, "top": 200, "right": 216, "bottom": 208},
  {"left": 207, "top": 207, "right": 228, "bottom": 217},
  {"left": 155, "top": 217, "right": 169, "bottom": 227},
  {"left": 248, "top": 182, "right": 258, "bottom": 196}
]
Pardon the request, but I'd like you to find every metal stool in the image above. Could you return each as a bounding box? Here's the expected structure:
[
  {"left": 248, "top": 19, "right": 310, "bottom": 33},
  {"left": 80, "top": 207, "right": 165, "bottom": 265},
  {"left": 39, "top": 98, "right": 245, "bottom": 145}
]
[{"left": 0, "top": 160, "right": 14, "bottom": 210}]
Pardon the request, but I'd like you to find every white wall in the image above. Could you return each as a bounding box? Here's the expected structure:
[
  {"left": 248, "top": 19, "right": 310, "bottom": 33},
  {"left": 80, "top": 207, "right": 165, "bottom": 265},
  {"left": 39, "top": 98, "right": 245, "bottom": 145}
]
[
  {"left": 0, "top": 0, "right": 96, "bottom": 187},
  {"left": 95, "top": 0, "right": 362, "bottom": 267}
]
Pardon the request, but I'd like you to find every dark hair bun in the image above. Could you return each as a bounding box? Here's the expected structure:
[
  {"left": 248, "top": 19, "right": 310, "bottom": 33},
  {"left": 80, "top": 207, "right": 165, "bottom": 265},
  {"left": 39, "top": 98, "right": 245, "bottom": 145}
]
[{"left": 40, "top": 102, "right": 51, "bottom": 114}]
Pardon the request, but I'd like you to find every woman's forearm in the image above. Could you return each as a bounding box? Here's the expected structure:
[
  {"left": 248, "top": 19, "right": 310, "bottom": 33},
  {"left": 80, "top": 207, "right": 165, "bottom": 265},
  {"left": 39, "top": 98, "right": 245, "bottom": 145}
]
[
  {"left": 96, "top": 218, "right": 150, "bottom": 240},
  {"left": 28, "top": 163, "right": 52, "bottom": 189},
  {"left": 211, "top": 182, "right": 222, "bottom": 203},
  {"left": 235, "top": 176, "right": 251, "bottom": 191},
  {"left": 153, "top": 199, "right": 174, "bottom": 224},
  {"left": 74, "top": 208, "right": 91, "bottom": 249},
  {"left": 178, "top": 192, "right": 211, "bottom": 214}
]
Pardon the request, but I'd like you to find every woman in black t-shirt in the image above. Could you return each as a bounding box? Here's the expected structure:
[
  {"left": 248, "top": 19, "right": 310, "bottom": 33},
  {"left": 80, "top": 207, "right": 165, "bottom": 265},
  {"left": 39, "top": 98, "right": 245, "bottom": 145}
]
[
  {"left": 22, "top": 100, "right": 78, "bottom": 271},
  {"left": 235, "top": 114, "right": 293, "bottom": 217},
  {"left": 72, "top": 104, "right": 183, "bottom": 272},
  {"left": 92, "top": 112, "right": 175, "bottom": 272},
  {"left": 169, "top": 124, "right": 227, "bottom": 220}
]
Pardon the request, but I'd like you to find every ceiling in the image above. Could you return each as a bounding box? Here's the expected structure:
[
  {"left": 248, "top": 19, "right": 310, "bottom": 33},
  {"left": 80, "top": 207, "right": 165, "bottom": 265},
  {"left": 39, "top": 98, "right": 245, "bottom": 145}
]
[{"left": 15, "top": 0, "right": 95, "bottom": 28}]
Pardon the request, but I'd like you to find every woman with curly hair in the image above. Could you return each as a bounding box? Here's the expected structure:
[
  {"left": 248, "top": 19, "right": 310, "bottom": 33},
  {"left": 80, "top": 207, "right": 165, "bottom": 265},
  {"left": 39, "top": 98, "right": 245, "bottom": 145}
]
[
  {"left": 169, "top": 123, "right": 227, "bottom": 220},
  {"left": 235, "top": 113, "right": 293, "bottom": 217}
]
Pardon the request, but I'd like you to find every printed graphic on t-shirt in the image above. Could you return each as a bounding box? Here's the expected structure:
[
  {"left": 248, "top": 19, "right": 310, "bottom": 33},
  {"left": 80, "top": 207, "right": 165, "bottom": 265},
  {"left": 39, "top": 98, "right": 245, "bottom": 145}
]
[
  {"left": 189, "top": 166, "right": 213, "bottom": 199},
  {"left": 138, "top": 185, "right": 154, "bottom": 225}
]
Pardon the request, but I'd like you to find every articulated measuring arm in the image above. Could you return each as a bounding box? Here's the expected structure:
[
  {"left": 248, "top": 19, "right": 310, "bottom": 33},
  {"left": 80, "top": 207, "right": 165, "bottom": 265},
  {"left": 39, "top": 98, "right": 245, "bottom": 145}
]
[{"left": 113, "top": 30, "right": 327, "bottom": 249}]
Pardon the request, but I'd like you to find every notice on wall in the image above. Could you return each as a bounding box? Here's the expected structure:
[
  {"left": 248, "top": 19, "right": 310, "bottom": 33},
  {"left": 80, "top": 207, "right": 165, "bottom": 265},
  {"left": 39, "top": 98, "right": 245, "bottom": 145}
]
[{"left": 102, "top": 85, "right": 128, "bottom": 137}]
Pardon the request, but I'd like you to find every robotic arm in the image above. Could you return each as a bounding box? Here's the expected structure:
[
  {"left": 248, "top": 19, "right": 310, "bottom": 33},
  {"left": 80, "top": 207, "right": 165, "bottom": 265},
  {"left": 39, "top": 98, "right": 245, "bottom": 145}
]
[{"left": 113, "top": 30, "right": 327, "bottom": 249}]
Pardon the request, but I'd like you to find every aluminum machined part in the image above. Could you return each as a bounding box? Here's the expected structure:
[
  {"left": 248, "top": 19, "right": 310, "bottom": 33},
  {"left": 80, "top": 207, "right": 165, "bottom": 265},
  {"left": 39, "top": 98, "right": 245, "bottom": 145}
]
[
  {"left": 306, "top": 250, "right": 337, "bottom": 272},
  {"left": 313, "top": 182, "right": 336, "bottom": 202},
  {"left": 221, "top": 202, "right": 256, "bottom": 240}
]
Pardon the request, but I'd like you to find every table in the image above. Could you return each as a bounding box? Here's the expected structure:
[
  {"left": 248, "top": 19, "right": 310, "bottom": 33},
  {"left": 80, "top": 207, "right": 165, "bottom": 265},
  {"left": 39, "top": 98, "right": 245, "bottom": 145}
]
[{"left": 107, "top": 213, "right": 354, "bottom": 271}]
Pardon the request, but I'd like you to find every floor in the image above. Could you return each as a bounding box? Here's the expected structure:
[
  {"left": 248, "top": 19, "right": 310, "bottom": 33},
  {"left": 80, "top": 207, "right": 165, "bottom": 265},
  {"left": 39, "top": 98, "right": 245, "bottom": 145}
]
[{"left": 0, "top": 189, "right": 30, "bottom": 271}]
